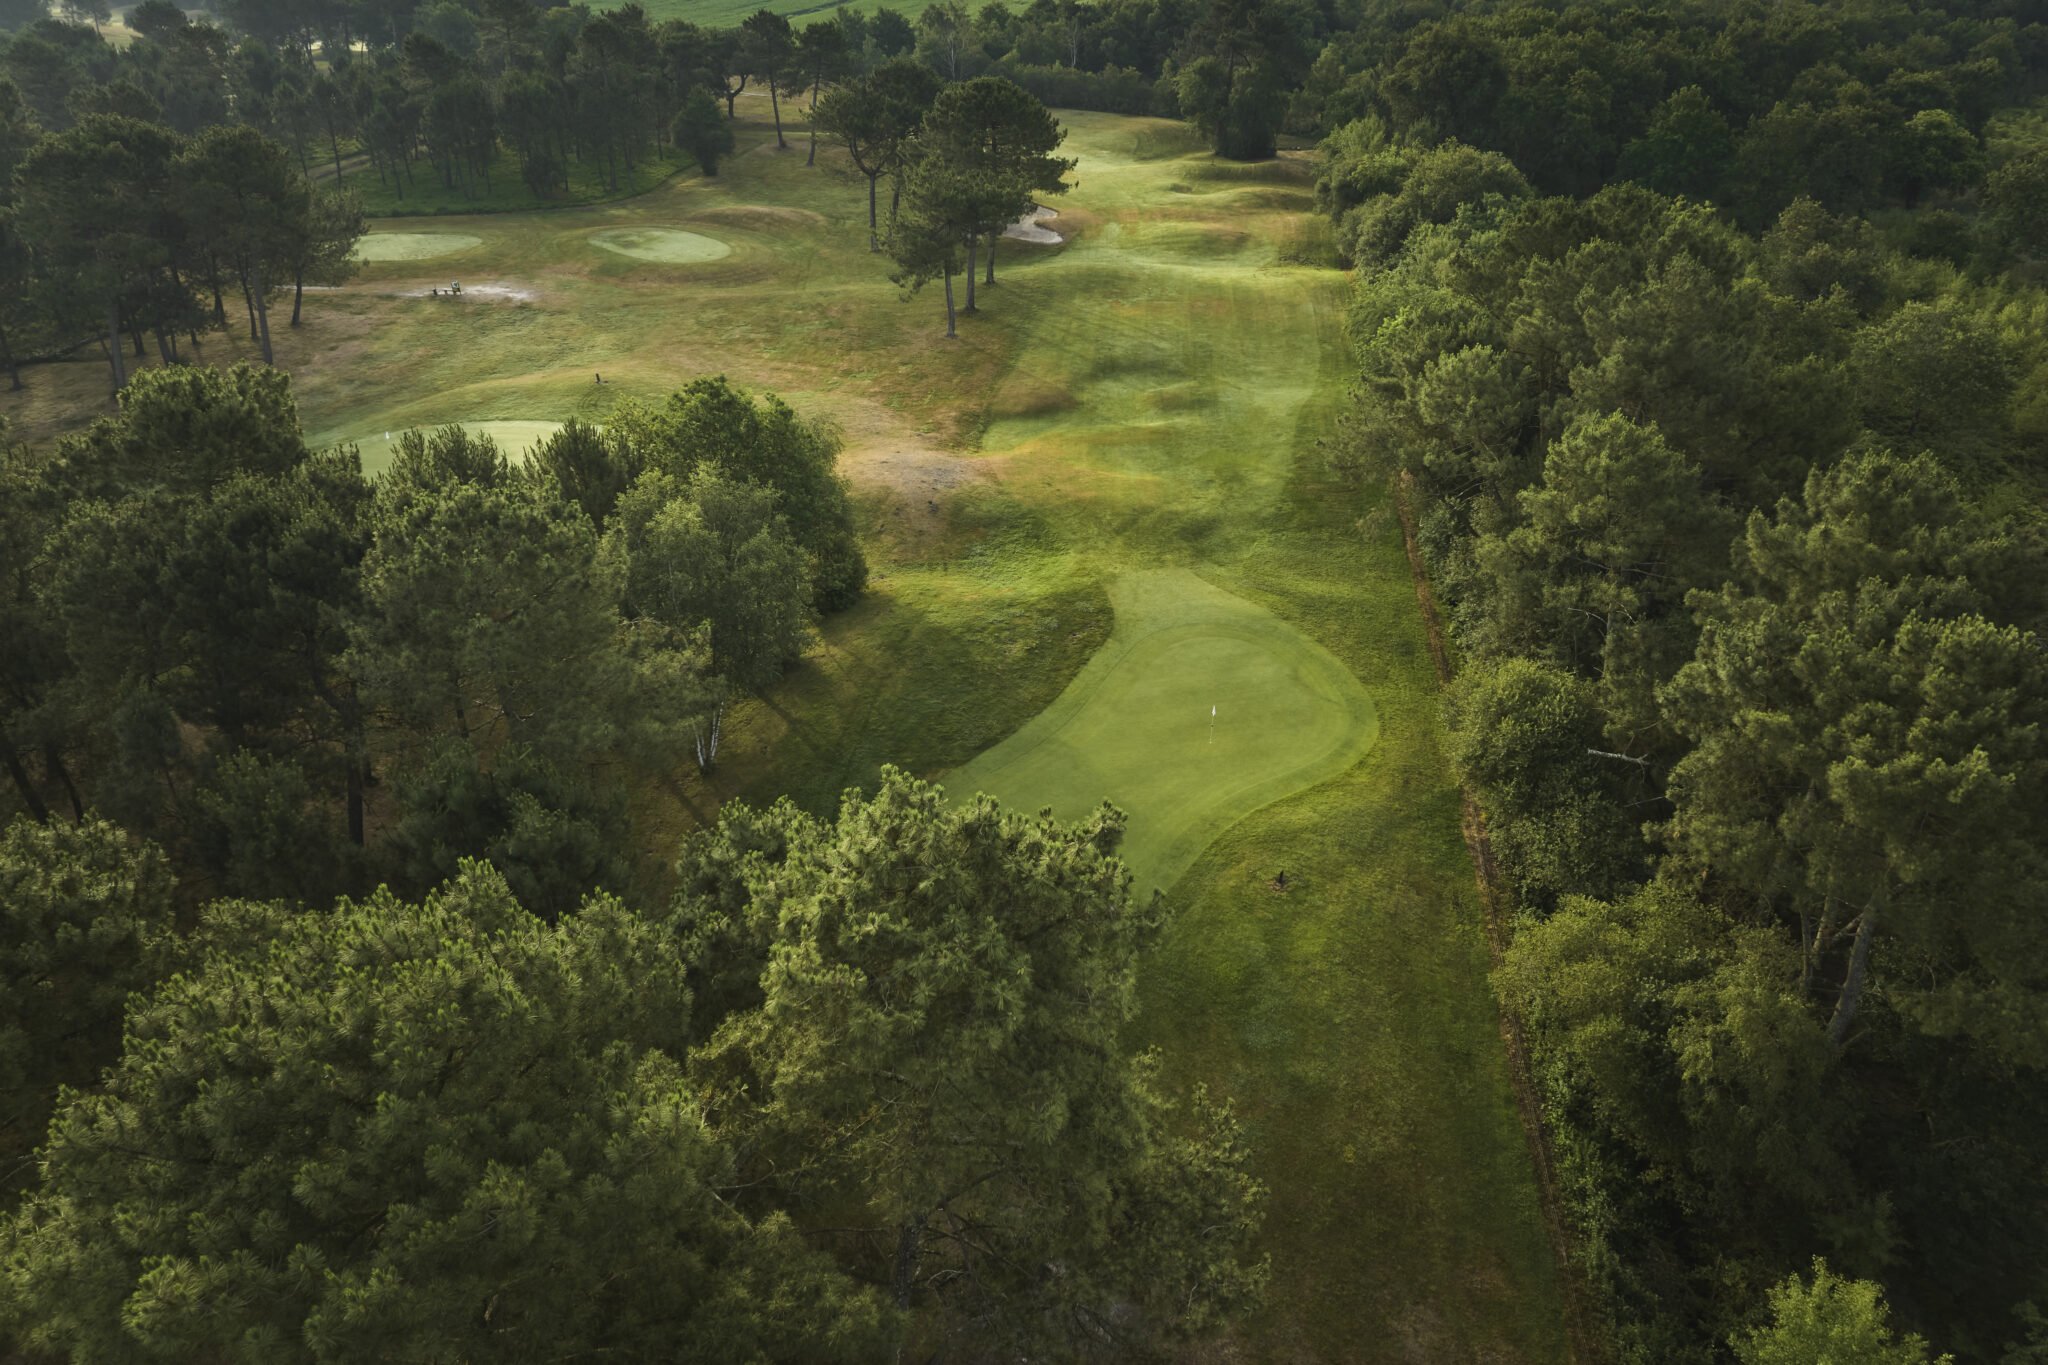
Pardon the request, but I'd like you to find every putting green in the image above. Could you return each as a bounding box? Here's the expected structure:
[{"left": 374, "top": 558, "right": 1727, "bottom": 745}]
[
  {"left": 327, "top": 421, "right": 567, "bottom": 478},
  {"left": 591, "top": 228, "right": 732, "bottom": 263},
  {"left": 353, "top": 232, "right": 484, "bottom": 262},
  {"left": 946, "top": 569, "right": 1379, "bottom": 892}
]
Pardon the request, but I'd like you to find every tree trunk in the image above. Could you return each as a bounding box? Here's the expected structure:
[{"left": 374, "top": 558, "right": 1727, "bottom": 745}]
[
  {"left": 769, "top": 79, "right": 785, "bottom": 148},
  {"left": 964, "top": 236, "right": 977, "bottom": 311},
  {"left": 867, "top": 173, "right": 879, "bottom": 251},
  {"left": 985, "top": 232, "right": 998, "bottom": 285},
  {"left": 345, "top": 757, "right": 364, "bottom": 847},
  {"left": 45, "top": 743, "right": 83, "bottom": 821},
  {"left": 692, "top": 702, "right": 725, "bottom": 772},
  {"left": 806, "top": 79, "right": 819, "bottom": 165},
  {"left": 131, "top": 326, "right": 146, "bottom": 359},
  {"left": 891, "top": 1220, "right": 921, "bottom": 1310},
  {"left": 1828, "top": 909, "right": 1875, "bottom": 1048},
  {"left": 292, "top": 272, "right": 305, "bottom": 326},
  {"left": 2, "top": 744, "right": 50, "bottom": 824},
  {"left": 106, "top": 297, "right": 127, "bottom": 392},
  {"left": 154, "top": 330, "right": 173, "bottom": 365},
  {"left": 942, "top": 266, "right": 956, "bottom": 338},
  {"left": 243, "top": 280, "right": 260, "bottom": 342},
  {"left": 254, "top": 266, "right": 274, "bottom": 366},
  {"left": 889, "top": 175, "right": 902, "bottom": 228}
]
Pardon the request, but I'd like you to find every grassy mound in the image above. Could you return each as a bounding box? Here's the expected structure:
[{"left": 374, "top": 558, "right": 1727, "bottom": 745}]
[
  {"left": 354, "top": 232, "right": 485, "bottom": 262},
  {"left": 947, "top": 569, "right": 1377, "bottom": 892},
  {"left": 591, "top": 228, "right": 732, "bottom": 263}
]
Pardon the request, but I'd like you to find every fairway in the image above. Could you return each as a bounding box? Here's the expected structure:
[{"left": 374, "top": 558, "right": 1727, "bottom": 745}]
[
  {"left": 0, "top": 105, "right": 1570, "bottom": 1364},
  {"left": 591, "top": 227, "right": 733, "bottom": 263},
  {"left": 949, "top": 569, "right": 1377, "bottom": 891},
  {"left": 353, "top": 232, "right": 485, "bottom": 262}
]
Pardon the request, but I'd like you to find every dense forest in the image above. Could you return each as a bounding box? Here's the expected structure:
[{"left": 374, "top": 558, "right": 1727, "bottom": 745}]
[
  {"left": 1310, "top": 0, "right": 2048, "bottom": 1361},
  {"left": 0, "top": 0, "right": 2042, "bottom": 1359}
]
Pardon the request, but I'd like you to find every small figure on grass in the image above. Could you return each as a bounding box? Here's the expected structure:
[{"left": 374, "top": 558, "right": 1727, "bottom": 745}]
[{"left": 1269, "top": 869, "right": 1291, "bottom": 894}]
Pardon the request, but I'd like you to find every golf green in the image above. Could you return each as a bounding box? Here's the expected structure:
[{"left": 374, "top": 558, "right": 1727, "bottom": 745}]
[
  {"left": 321, "top": 421, "right": 567, "bottom": 478},
  {"left": 353, "top": 232, "right": 485, "bottom": 262},
  {"left": 591, "top": 228, "right": 733, "bottom": 263},
  {"left": 946, "top": 569, "right": 1379, "bottom": 892}
]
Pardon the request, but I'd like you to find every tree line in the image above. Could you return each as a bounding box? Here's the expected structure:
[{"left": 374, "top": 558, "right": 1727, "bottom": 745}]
[{"left": 1315, "top": 1, "right": 2048, "bottom": 1357}]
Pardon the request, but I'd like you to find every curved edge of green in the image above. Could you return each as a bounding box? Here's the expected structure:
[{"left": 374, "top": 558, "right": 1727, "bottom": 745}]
[{"left": 944, "top": 566, "right": 1380, "bottom": 894}]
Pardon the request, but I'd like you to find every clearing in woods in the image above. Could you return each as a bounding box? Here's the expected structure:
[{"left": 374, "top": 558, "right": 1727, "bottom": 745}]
[{"left": 0, "top": 101, "right": 1570, "bottom": 1362}]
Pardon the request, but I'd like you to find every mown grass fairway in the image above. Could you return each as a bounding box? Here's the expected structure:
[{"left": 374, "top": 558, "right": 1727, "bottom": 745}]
[
  {"left": 0, "top": 99, "right": 1568, "bottom": 1361},
  {"left": 950, "top": 568, "right": 1378, "bottom": 892}
]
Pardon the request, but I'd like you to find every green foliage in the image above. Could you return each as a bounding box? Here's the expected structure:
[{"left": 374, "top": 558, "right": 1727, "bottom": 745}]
[
  {"left": 1662, "top": 450, "right": 2048, "bottom": 1062},
  {"left": 386, "top": 738, "right": 627, "bottom": 923},
  {"left": 672, "top": 86, "right": 734, "bottom": 174},
  {"left": 351, "top": 428, "right": 633, "bottom": 768},
  {"left": 611, "top": 467, "right": 815, "bottom": 697},
  {"left": 683, "top": 768, "right": 1268, "bottom": 1357},
  {"left": 610, "top": 376, "right": 867, "bottom": 609},
  {"left": 0, "top": 864, "right": 893, "bottom": 1361},
  {"left": 1734, "top": 1261, "right": 1954, "bottom": 1365},
  {"left": 0, "top": 815, "right": 174, "bottom": 1195},
  {"left": 1446, "top": 658, "right": 1637, "bottom": 906},
  {"left": 1336, "top": 139, "right": 1530, "bottom": 267}
]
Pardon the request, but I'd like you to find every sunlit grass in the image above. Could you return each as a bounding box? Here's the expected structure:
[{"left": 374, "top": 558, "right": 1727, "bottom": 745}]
[{"left": 0, "top": 103, "right": 1569, "bottom": 1363}]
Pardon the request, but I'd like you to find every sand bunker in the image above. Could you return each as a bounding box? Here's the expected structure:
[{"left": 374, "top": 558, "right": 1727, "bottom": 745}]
[
  {"left": 591, "top": 228, "right": 732, "bottom": 264},
  {"left": 1003, "top": 207, "right": 1062, "bottom": 244},
  {"left": 354, "top": 232, "right": 483, "bottom": 262}
]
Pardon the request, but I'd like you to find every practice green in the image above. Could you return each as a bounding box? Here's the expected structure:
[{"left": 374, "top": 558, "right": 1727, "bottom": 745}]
[
  {"left": 320, "top": 421, "right": 567, "bottom": 478},
  {"left": 353, "top": 232, "right": 484, "bottom": 262},
  {"left": 591, "top": 228, "right": 732, "bottom": 263},
  {"left": 946, "top": 569, "right": 1378, "bottom": 892}
]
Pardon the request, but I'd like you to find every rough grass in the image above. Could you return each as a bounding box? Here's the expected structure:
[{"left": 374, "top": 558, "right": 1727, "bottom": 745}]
[{"left": 0, "top": 105, "right": 1570, "bottom": 1362}]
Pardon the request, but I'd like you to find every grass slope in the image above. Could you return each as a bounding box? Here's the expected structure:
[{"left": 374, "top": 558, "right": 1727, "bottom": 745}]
[
  {"left": 948, "top": 567, "right": 1379, "bottom": 894},
  {"left": 0, "top": 103, "right": 1570, "bottom": 1361}
]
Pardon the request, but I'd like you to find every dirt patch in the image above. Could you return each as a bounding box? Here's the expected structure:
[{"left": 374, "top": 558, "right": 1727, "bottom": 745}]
[
  {"left": 395, "top": 281, "right": 539, "bottom": 302},
  {"left": 841, "top": 442, "right": 987, "bottom": 497}
]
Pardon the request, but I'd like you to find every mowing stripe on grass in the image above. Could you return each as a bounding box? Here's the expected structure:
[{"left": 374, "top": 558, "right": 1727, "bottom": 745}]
[{"left": 946, "top": 567, "right": 1378, "bottom": 892}]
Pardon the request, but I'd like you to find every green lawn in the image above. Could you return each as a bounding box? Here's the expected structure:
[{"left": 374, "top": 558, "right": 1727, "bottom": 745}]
[
  {"left": 0, "top": 105, "right": 1570, "bottom": 1361},
  {"left": 949, "top": 567, "right": 1379, "bottom": 894}
]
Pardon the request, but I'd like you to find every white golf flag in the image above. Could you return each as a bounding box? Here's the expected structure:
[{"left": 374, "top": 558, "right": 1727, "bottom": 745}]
[{"left": 1211, "top": 706, "right": 1217, "bottom": 717}]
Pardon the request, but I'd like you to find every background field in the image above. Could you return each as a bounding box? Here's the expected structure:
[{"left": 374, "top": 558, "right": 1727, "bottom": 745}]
[{"left": 0, "top": 99, "right": 1569, "bottom": 1361}]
